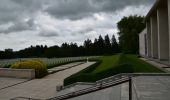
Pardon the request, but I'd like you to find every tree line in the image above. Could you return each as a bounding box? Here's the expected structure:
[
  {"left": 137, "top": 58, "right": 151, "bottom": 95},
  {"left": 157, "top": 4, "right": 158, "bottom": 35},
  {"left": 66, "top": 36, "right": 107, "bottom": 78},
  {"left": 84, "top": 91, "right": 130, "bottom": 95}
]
[
  {"left": 0, "top": 15, "right": 146, "bottom": 59},
  {"left": 0, "top": 34, "right": 120, "bottom": 59}
]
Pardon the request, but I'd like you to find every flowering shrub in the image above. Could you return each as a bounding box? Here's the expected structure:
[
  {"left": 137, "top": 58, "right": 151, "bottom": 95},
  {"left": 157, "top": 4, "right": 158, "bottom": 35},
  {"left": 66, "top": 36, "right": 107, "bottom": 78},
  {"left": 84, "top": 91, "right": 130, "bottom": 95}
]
[{"left": 11, "top": 60, "right": 48, "bottom": 78}]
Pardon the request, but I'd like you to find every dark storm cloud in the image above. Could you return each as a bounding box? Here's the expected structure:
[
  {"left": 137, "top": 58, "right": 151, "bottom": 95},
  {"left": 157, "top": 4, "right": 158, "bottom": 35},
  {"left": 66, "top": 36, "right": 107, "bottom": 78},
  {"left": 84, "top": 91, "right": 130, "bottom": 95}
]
[
  {"left": 45, "top": 0, "right": 155, "bottom": 20},
  {"left": 0, "top": 19, "right": 36, "bottom": 33},
  {"left": 0, "top": 0, "right": 21, "bottom": 24},
  {"left": 0, "top": 0, "right": 155, "bottom": 50},
  {"left": 0, "top": 0, "right": 155, "bottom": 34},
  {"left": 38, "top": 30, "right": 59, "bottom": 37}
]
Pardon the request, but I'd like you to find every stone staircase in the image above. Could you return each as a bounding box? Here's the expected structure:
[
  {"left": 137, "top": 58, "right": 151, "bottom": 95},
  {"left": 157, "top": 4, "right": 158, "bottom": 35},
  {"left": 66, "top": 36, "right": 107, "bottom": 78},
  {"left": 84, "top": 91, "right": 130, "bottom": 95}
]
[{"left": 11, "top": 73, "right": 170, "bottom": 100}]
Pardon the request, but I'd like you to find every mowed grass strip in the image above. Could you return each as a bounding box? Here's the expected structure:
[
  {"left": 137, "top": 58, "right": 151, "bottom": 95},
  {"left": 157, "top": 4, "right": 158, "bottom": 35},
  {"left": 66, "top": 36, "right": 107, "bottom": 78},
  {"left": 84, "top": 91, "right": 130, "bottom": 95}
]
[
  {"left": 120, "top": 54, "right": 163, "bottom": 73},
  {"left": 64, "top": 54, "right": 164, "bottom": 85},
  {"left": 92, "top": 55, "right": 120, "bottom": 73}
]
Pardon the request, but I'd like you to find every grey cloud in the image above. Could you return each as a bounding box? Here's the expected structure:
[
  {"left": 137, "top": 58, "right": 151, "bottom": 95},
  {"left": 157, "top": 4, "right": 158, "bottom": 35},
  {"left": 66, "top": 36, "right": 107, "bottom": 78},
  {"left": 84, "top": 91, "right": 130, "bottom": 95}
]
[
  {"left": 0, "top": 0, "right": 22, "bottom": 24},
  {"left": 0, "top": 0, "right": 155, "bottom": 50},
  {"left": 38, "top": 30, "right": 59, "bottom": 37},
  {"left": 45, "top": 0, "right": 155, "bottom": 20},
  {"left": 0, "top": 19, "right": 36, "bottom": 33},
  {"left": 12, "top": 0, "right": 44, "bottom": 12},
  {"left": 79, "top": 28, "right": 94, "bottom": 34},
  {"left": 0, "top": 0, "right": 44, "bottom": 24},
  {"left": 73, "top": 27, "right": 94, "bottom": 35},
  {"left": 0, "top": 0, "right": 155, "bottom": 25}
]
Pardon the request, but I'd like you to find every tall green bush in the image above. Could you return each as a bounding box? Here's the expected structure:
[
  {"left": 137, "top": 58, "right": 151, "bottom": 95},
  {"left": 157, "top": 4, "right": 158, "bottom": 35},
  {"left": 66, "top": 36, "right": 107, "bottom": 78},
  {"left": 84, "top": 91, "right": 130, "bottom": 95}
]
[{"left": 11, "top": 60, "right": 48, "bottom": 78}]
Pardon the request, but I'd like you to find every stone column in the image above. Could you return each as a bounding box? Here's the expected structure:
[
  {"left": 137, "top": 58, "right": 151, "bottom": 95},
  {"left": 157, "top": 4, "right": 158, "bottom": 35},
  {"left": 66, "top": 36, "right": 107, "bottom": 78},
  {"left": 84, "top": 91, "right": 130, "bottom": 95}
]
[
  {"left": 146, "top": 20, "right": 152, "bottom": 57},
  {"left": 167, "top": 0, "right": 170, "bottom": 61},
  {"left": 150, "top": 13, "right": 158, "bottom": 58},
  {"left": 157, "top": 2, "right": 169, "bottom": 60}
]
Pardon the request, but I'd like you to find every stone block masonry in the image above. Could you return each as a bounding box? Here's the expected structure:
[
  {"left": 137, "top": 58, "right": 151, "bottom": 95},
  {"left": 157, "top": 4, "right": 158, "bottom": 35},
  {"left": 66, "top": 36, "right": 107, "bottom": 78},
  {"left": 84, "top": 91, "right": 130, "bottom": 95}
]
[{"left": 0, "top": 68, "right": 35, "bottom": 79}]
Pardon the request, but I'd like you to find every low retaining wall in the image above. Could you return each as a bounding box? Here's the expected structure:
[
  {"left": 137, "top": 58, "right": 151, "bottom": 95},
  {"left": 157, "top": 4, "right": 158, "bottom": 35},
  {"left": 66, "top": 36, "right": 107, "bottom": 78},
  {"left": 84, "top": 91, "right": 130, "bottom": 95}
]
[{"left": 0, "top": 68, "right": 35, "bottom": 79}]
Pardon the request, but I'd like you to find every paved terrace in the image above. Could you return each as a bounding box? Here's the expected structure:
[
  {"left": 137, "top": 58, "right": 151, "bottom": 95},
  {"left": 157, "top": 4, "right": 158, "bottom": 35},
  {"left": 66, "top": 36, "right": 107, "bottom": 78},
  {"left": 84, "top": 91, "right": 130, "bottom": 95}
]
[
  {"left": 140, "top": 58, "right": 170, "bottom": 72},
  {"left": 132, "top": 76, "right": 170, "bottom": 100},
  {"left": 0, "top": 77, "right": 28, "bottom": 90},
  {"left": 66, "top": 83, "right": 129, "bottom": 100},
  {"left": 0, "top": 62, "right": 95, "bottom": 100},
  {"left": 48, "top": 62, "right": 84, "bottom": 73},
  {"left": 49, "top": 74, "right": 170, "bottom": 100}
]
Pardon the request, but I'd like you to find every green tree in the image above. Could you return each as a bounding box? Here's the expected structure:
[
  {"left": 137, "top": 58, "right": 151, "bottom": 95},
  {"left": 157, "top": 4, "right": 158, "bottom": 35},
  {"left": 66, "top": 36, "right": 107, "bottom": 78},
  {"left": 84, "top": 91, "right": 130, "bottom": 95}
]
[
  {"left": 104, "top": 34, "right": 112, "bottom": 54},
  {"left": 84, "top": 39, "right": 93, "bottom": 55},
  {"left": 111, "top": 34, "right": 119, "bottom": 53},
  {"left": 98, "top": 35, "right": 105, "bottom": 54},
  {"left": 117, "top": 15, "right": 145, "bottom": 54}
]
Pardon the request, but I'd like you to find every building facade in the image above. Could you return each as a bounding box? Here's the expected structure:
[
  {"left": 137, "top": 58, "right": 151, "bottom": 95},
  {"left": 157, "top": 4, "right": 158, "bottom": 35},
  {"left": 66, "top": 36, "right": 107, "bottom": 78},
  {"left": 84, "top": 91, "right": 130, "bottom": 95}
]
[{"left": 139, "top": 0, "right": 170, "bottom": 61}]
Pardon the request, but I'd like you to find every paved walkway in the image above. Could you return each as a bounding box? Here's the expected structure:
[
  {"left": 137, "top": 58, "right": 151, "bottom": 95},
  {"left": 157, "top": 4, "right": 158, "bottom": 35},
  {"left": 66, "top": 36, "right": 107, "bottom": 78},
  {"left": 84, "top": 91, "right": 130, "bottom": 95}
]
[
  {"left": 53, "top": 76, "right": 170, "bottom": 100},
  {"left": 66, "top": 83, "right": 128, "bottom": 100},
  {"left": 0, "top": 62, "right": 95, "bottom": 100},
  {"left": 0, "top": 77, "right": 28, "bottom": 90},
  {"left": 132, "top": 76, "right": 170, "bottom": 100},
  {"left": 140, "top": 58, "right": 170, "bottom": 73},
  {"left": 48, "top": 62, "right": 84, "bottom": 73}
]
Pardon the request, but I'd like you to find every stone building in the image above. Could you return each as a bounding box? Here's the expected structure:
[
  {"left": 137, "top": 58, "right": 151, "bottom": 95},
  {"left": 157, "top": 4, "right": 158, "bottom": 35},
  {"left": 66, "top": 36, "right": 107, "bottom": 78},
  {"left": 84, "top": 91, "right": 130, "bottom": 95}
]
[{"left": 139, "top": 0, "right": 170, "bottom": 62}]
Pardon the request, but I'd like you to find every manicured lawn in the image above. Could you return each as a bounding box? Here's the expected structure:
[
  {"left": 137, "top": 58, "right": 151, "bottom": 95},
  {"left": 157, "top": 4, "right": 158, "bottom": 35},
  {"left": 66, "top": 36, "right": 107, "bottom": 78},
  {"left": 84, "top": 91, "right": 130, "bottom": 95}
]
[
  {"left": 92, "top": 55, "right": 120, "bottom": 73},
  {"left": 120, "top": 54, "right": 163, "bottom": 73},
  {"left": 64, "top": 54, "right": 164, "bottom": 86}
]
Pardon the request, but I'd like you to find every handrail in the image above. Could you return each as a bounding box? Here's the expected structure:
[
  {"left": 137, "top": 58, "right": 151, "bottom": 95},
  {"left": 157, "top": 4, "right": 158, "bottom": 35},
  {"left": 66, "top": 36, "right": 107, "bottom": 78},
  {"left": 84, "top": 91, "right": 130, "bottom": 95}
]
[
  {"left": 48, "top": 77, "right": 130, "bottom": 100},
  {"left": 96, "top": 73, "right": 125, "bottom": 83},
  {"left": 97, "top": 73, "right": 170, "bottom": 83},
  {"left": 10, "top": 96, "right": 42, "bottom": 100},
  {"left": 62, "top": 82, "right": 95, "bottom": 90},
  {"left": 48, "top": 73, "right": 170, "bottom": 100},
  {"left": 131, "top": 80, "right": 140, "bottom": 100}
]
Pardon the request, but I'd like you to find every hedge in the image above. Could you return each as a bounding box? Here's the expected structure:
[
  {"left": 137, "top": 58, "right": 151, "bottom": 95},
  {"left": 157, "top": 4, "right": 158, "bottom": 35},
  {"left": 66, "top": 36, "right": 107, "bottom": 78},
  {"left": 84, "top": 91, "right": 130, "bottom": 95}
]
[
  {"left": 64, "top": 60, "right": 102, "bottom": 85},
  {"left": 64, "top": 54, "right": 163, "bottom": 86},
  {"left": 11, "top": 60, "right": 48, "bottom": 78}
]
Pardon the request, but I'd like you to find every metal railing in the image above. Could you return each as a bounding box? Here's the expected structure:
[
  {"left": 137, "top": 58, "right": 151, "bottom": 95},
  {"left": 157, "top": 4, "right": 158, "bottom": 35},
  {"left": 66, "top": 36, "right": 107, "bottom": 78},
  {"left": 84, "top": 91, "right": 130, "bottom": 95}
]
[
  {"left": 61, "top": 82, "right": 95, "bottom": 90},
  {"left": 10, "top": 97, "right": 42, "bottom": 100},
  {"left": 47, "top": 73, "right": 170, "bottom": 100},
  {"left": 48, "top": 74, "right": 131, "bottom": 100}
]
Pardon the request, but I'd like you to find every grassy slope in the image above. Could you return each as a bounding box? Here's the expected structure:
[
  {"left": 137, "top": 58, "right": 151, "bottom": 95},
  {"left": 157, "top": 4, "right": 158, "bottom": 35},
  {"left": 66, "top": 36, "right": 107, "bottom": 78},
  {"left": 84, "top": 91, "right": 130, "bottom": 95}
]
[
  {"left": 92, "top": 55, "right": 120, "bottom": 73},
  {"left": 64, "top": 54, "right": 164, "bottom": 85},
  {"left": 120, "top": 54, "right": 163, "bottom": 73}
]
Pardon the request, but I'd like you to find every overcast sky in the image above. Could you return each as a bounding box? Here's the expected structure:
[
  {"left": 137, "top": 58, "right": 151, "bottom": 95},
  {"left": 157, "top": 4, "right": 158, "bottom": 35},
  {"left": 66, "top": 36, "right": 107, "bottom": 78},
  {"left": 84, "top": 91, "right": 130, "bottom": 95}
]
[{"left": 0, "top": 0, "right": 155, "bottom": 51}]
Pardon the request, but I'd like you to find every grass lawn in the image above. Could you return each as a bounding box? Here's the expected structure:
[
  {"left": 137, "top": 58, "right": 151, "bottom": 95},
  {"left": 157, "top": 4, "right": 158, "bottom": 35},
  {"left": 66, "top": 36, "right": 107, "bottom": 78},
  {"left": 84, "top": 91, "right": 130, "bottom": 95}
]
[
  {"left": 120, "top": 54, "right": 163, "bottom": 73},
  {"left": 92, "top": 55, "right": 120, "bottom": 73},
  {"left": 64, "top": 54, "right": 164, "bottom": 85}
]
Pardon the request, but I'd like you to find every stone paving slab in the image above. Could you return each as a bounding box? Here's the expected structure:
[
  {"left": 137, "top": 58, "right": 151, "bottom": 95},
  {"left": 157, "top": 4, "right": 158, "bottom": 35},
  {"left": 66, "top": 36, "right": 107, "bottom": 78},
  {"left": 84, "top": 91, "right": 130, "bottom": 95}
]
[
  {"left": 48, "top": 62, "right": 84, "bottom": 73},
  {"left": 121, "top": 82, "right": 129, "bottom": 100},
  {"left": 0, "top": 62, "right": 95, "bottom": 100},
  {"left": 67, "top": 83, "right": 124, "bottom": 100},
  {"left": 60, "top": 62, "right": 82, "bottom": 67},
  {"left": 0, "top": 77, "right": 28, "bottom": 90},
  {"left": 165, "top": 68, "right": 170, "bottom": 71},
  {"left": 53, "top": 82, "right": 128, "bottom": 100},
  {"left": 56, "top": 84, "right": 94, "bottom": 96},
  {"left": 132, "top": 76, "right": 170, "bottom": 100}
]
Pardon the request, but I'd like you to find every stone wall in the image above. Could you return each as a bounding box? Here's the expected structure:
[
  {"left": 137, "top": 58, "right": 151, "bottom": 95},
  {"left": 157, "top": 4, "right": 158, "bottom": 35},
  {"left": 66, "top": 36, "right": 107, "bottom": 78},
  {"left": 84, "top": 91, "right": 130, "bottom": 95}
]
[
  {"left": 139, "top": 28, "right": 147, "bottom": 56},
  {"left": 0, "top": 68, "right": 35, "bottom": 79}
]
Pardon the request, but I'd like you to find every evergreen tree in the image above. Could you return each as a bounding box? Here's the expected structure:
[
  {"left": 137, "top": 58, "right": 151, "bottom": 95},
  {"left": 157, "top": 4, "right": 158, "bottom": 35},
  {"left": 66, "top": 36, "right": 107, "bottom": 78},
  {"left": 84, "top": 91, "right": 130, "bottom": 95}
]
[
  {"left": 84, "top": 39, "right": 93, "bottom": 55},
  {"left": 104, "top": 34, "right": 112, "bottom": 54},
  {"left": 98, "top": 35, "right": 105, "bottom": 54},
  {"left": 111, "top": 34, "right": 119, "bottom": 53}
]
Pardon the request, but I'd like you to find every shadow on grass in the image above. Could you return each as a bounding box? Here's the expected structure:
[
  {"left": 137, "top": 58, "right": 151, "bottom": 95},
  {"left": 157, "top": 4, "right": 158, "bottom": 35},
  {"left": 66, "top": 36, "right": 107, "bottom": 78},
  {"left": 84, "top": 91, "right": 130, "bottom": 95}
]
[{"left": 64, "top": 54, "right": 164, "bottom": 86}]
